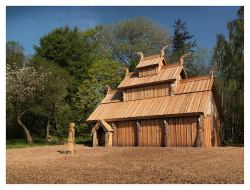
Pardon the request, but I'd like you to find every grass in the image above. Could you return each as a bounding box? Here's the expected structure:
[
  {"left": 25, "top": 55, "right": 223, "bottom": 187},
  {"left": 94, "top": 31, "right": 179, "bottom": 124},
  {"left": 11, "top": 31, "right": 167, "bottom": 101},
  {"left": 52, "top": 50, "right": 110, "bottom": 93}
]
[{"left": 6, "top": 135, "right": 92, "bottom": 149}]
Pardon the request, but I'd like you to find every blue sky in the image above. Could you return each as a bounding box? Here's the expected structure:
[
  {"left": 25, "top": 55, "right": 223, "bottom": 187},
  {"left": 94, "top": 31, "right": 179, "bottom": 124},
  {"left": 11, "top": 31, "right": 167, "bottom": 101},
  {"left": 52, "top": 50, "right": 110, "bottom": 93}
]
[{"left": 6, "top": 6, "right": 239, "bottom": 55}]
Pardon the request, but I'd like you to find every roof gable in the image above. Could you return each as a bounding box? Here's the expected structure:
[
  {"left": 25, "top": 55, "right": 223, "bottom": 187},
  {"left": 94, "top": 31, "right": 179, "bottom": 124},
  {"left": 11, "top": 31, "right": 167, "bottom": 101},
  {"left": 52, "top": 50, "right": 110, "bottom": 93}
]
[
  {"left": 118, "top": 64, "right": 184, "bottom": 89},
  {"left": 136, "top": 54, "right": 164, "bottom": 69}
]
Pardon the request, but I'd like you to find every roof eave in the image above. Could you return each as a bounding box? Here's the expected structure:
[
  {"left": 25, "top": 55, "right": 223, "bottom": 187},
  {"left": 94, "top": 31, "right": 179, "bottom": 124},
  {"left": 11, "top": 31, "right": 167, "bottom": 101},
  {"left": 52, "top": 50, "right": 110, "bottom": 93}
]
[
  {"left": 87, "top": 112, "right": 204, "bottom": 123},
  {"left": 117, "top": 78, "right": 176, "bottom": 89}
]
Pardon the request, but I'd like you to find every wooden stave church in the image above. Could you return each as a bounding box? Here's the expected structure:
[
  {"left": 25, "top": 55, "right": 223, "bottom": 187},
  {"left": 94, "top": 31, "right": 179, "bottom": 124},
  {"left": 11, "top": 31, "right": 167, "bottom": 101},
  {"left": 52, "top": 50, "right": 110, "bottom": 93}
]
[{"left": 87, "top": 47, "right": 223, "bottom": 147}]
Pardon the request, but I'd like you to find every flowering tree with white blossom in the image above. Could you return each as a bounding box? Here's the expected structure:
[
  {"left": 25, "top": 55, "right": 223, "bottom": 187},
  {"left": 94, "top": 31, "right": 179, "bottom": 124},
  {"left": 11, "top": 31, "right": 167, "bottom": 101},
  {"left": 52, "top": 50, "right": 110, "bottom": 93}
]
[{"left": 6, "top": 63, "right": 48, "bottom": 144}]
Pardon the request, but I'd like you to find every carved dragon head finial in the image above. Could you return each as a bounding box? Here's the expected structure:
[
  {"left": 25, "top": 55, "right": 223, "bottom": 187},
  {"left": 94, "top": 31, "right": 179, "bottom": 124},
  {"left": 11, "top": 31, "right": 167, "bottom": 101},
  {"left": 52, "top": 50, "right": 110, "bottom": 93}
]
[
  {"left": 136, "top": 52, "right": 144, "bottom": 61},
  {"left": 179, "top": 52, "right": 191, "bottom": 66},
  {"left": 160, "top": 45, "right": 168, "bottom": 57},
  {"left": 124, "top": 67, "right": 129, "bottom": 76}
]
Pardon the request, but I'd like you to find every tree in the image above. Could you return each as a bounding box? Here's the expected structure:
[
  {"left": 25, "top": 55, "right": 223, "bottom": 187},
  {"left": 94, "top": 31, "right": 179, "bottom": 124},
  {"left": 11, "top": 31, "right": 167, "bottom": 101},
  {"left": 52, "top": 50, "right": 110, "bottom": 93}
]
[
  {"left": 185, "top": 46, "right": 211, "bottom": 76},
  {"left": 213, "top": 7, "right": 244, "bottom": 143},
  {"left": 34, "top": 26, "right": 98, "bottom": 81},
  {"left": 6, "top": 41, "right": 25, "bottom": 69},
  {"left": 6, "top": 63, "right": 48, "bottom": 144},
  {"left": 71, "top": 57, "right": 124, "bottom": 131},
  {"left": 99, "top": 17, "right": 170, "bottom": 69},
  {"left": 171, "top": 19, "right": 197, "bottom": 61},
  {"left": 171, "top": 19, "right": 201, "bottom": 76},
  {"left": 29, "top": 56, "right": 71, "bottom": 141}
]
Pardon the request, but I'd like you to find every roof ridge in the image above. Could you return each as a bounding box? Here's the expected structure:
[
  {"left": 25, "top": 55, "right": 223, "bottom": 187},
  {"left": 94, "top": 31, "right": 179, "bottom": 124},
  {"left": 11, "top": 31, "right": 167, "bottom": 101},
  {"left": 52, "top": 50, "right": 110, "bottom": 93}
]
[
  {"left": 141, "top": 53, "right": 161, "bottom": 61},
  {"left": 180, "top": 75, "right": 211, "bottom": 83}
]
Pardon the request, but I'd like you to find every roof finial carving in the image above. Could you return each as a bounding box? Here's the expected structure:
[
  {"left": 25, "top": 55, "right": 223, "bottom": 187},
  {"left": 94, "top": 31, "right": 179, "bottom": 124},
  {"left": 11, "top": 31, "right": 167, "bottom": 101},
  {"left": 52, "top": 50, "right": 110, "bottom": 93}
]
[
  {"left": 105, "top": 85, "right": 111, "bottom": 94},
  {"left": 124, "top": 67, "right": 129, "bottom": 76},
  {"left": 136, "top": 52, "right": 144, "bottom": 61},
  {"left": 210, "top": 70, "right": 214, "bottom": 79},
  {"left": 179, "top": 52, "right": 191, "bottom": 66},
  {"left": 160, "top": 45, "right": 168, "bottom": 57}
]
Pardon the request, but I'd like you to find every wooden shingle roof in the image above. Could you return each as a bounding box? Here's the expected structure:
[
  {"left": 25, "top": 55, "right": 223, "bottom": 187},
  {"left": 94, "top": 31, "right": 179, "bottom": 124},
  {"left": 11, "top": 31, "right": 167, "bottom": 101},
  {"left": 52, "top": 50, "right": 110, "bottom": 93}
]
[
  {"left": 136, "top": 54, "right": 163, "bottom": 69},
  {"left": 118, "top": 64, "right": 184, "bottom": 89},
  {"left": 87, "top": 76, "right": 215, "bottom": 122},
  {"left": 87, "top": 91, "right": 211, "bottom": 122},
  {"left": 175, "top": 76, "right": 214, "bottom": 94}
]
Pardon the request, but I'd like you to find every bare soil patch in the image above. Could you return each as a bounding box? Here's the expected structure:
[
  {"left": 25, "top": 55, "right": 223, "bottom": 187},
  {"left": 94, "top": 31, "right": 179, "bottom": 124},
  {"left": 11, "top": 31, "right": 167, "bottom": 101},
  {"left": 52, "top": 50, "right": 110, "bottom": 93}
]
[{"left": 6, "top": 145, "right": 244, "bottom": 184}]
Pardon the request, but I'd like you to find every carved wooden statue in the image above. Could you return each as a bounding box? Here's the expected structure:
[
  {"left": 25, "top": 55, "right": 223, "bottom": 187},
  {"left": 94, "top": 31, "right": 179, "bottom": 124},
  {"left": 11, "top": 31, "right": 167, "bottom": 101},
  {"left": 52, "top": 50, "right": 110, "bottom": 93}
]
[{"left": 68, "top": 123, "right": 75, "bottom": 154}]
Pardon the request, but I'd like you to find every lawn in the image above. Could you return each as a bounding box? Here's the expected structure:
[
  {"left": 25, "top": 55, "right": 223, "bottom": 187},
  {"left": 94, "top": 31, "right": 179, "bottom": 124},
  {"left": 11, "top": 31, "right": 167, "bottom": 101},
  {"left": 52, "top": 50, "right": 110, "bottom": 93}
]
[
  {"left": 6, "top": 136, "right": 92, "bottom": 149},
  {"left": 6, "top": 145, "right": 244, "bottom": 184}
]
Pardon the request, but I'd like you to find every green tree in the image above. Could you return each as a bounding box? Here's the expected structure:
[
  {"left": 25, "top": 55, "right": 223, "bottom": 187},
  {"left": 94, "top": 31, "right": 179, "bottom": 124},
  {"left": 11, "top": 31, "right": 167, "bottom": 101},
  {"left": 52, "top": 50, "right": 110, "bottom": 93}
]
[
  {"left": 99, "top": 17, "right": 170, "bottom": 69},
  {"left": 213, "top": 7, "right": 244, "bottom": 143},
  {"left": 72, "top": 57, "right": 124, "bottom": 130},
  {"left": 6, "top": 41, "right": 25, "bottom": 69},
  {"left": 171, "top": 19, "right": 197, "bottom": 61},
  {"left": 6, "top": 63, "right": 48, "bottom": 144},
  {"left": 171, "top": 19, "right": 202, "bottom": 76},
  {"left": 34, "top": 26, "right": 98, "bottom": 81},
  {"left": 29, "top": 56, "right": 72, "bottom": 141}
]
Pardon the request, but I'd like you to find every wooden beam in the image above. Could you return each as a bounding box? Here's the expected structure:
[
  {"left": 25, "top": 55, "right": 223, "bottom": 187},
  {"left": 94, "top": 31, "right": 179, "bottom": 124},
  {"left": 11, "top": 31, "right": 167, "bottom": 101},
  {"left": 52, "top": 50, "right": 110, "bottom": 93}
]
[
  {"left": 136, "top": 122, "right": 141, "bottom": 146},
  {"left": 195, "top": 115, "right": 204, "bottom": 147},
  {"left": 111, "top": 123, "right": 117, "bottom": 147},
  {"left": 163, "top": 120, "right": 168, "bottom": 147}
]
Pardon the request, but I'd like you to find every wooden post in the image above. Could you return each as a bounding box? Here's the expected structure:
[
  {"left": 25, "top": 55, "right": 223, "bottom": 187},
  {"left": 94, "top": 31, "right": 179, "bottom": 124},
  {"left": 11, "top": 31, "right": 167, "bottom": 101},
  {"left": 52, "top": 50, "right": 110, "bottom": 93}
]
[
  {"left": 195, "top": 115, "right": 204, "bottom": 147},
  {"left": 92, "top": 122, "right": 99, "bottom": 147},
  {"left": 111, "top": 123, "right": 117, "bottom": 147},
  {"left": 136, "top": 122, "right": 141, "bottom": 146},
  {"left": 68, "top": 123, "right": 75, "bottom": 154},
  {"left": 163, "top": 120, "right": 168, "bottom": 147},
  {"left": 105, "top": 132, "right": 111, "bottom": 147}
]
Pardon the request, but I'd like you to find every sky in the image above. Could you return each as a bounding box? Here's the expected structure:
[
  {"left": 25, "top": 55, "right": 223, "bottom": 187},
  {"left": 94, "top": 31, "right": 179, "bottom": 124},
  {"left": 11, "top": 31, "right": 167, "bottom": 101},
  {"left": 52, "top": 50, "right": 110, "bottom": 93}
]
[{"left": 6, "top": 6, "right": 239, "bottom": 55}]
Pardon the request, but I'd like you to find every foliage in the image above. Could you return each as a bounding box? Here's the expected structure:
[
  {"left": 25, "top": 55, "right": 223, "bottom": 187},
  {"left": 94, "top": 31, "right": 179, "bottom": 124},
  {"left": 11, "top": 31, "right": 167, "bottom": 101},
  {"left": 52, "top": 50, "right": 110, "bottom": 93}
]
[
  {"left": 6, "top": 62, "right": 48, "bottom": 143},
  {"left": 99, "top": 17, "right": 170, "bottom": 70},
  {"left": 34, "top": 26, "right": 98, "bottom": 81},
  {"left": 171, "top": 19, "right": 197, "bottom": 61},
  {"left": 213, "top": 7, "right": 244, "bottom": 143},
  {"left": 71, "top": 57, "right": 124, "bottom": 132},
  {"left": 171, "top": 19, "right": 206, "bottom": 77},
  {"left": 28, "top": 56, "right": 72, "bottom": 140},
  {"left": 6, "top": 41, "right": 25, "bottom": 69}
]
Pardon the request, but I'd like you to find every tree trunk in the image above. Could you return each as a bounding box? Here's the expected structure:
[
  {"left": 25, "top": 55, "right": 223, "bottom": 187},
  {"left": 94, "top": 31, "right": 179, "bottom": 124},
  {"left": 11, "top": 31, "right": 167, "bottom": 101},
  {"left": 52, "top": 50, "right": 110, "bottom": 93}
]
[
  {"left": 46, "top": 118, "right": 51, "bottom": 140},
  {"left": 17, "top": 110, "right": 33, "bottom": 144}
]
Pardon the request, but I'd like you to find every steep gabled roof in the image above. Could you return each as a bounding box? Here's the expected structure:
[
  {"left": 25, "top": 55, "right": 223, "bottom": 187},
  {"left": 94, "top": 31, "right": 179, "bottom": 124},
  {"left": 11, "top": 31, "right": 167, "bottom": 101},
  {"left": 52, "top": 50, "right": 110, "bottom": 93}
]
[
  {"left": 87, "top": 91, "right": 211, "bottom": 122},
  {"left": 175, "top": 76, "right": 214, "bottom": 94},
  {"left": 136, "top": 54, "right": 164, "bottom": 69},
  {"left": 101, "top": 89, "right": 123, "bottom": 104},
  {"left": 87, "top": 76, "right": 216, "bottom": 122},
  {"left": 118, "top": 64, "right": 184, "bottom": 89}
]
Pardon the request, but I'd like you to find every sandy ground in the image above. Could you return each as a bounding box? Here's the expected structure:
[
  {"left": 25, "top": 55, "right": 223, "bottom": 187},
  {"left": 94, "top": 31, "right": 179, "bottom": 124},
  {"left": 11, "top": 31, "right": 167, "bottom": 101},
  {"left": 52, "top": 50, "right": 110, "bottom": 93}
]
[{"left": 6, "top": 145, "right": 244, "bottom": 184}]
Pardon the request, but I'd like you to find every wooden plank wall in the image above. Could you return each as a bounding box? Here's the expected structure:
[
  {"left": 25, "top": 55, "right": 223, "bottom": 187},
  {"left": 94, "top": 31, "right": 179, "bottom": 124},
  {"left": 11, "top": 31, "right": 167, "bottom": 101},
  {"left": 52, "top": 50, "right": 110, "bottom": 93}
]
[
  {"left": 139, "top": 66, "right": 157, "bottom": 77},
  {"left": 140, "top": 119, "right": 163, "bottom": 146},
  {"left": 125, "top": 83, "right": 170, "bottom": 101},
  {"left": 113, "top": 116, "right": 214, "bottom": 147},
  {"left": 114, "top": 121, "right": 136, "bottom": 146},
  {"left": 167, "top": 117, "right": 197, "bottom": 147}
]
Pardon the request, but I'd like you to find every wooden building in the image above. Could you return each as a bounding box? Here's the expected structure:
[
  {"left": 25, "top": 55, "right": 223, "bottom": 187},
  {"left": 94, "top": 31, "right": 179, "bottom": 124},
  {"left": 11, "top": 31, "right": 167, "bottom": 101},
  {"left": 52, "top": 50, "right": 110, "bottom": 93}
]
[{"left": 87, "top": 48, "right": 223, "bottom": 147}]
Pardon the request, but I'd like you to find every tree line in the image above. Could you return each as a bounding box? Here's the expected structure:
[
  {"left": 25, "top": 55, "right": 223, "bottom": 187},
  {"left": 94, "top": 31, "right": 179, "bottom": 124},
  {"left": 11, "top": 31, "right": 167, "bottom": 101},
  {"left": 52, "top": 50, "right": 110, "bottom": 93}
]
[{"left": 6, "top": 7, "right": 244, "bottom": 144}]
